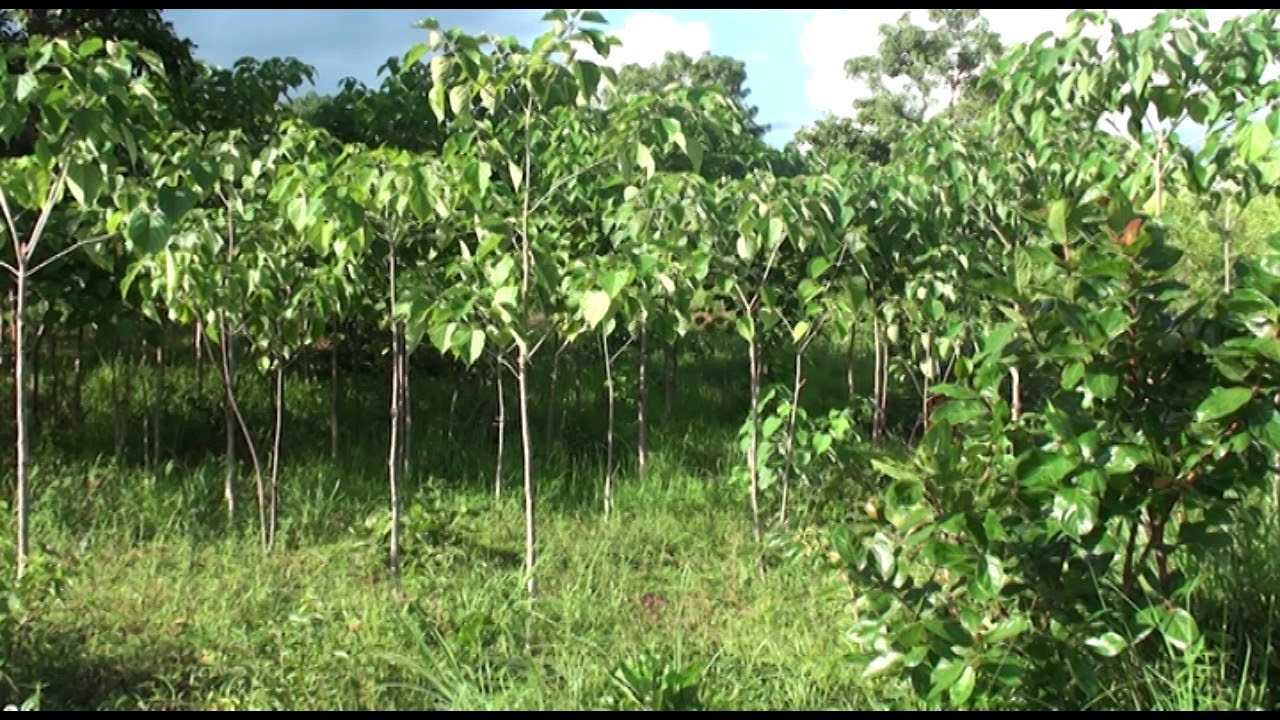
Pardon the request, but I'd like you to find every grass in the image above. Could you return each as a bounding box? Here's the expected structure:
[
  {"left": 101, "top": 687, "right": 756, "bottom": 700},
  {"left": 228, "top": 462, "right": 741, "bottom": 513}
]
[{"left": 0, "top": 327, "right": 1277, "bottom": 710}]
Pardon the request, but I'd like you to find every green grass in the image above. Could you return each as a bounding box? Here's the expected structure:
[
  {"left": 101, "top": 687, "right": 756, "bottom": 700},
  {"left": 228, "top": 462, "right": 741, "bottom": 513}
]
[
  {"left": 2, "top": 457, "right": 861, "bottom": 710},
  {"left": 0, "top": 331, "right": 1277, "bottom": 710}
]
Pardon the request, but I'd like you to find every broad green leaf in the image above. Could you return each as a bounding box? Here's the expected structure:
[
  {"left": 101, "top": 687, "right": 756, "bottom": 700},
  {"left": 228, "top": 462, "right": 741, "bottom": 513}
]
[
  {"left": 582, "top": 290, "right": 611, "bottom": 329},
  {"left": 15, "top": 73, "right": 37, "bottom": 102},
  {"left": 929, "top": 658, "right": 965, "bottom": 700},
  {"left": 1086, "top": 632, "right": 1128, "bottom": 657},
  {"left": 467, "top": 328, "right": 485, "bottom": 365},
  {"left": 158, "top": 186, "right": 198, "bottom": 224},
  {"left": 736, "top": 235, "right": 757, "bottom": 261},
  {"left": 950, "top": 665, "right": 976, "bottom": 706},
  {"left": 1237, "top": 120, "right": 1274, "bottom": 164},
  {"left": 403, "top": 43, "right": 428, "bottom": 69},
  {"left": 1048, "top": 199, "right": 1068, "bottom": 244},
  {"left": 1053, "top": 487, "right": 1097, "bottom": 538},
  {"left": 791, "top": 320, "right": 811, "bottom": 344},
  {"left": 807, "top": 256, "right": 831, "bottom": 279},
  {"left": 1194, "top": 386, "right": 1253, "bottom": 423},
  {"left": 634, "top": 143, "right": 655, "bottom": 179},
  {"left": 285, "top": 196, "right": 309, "bottom": 233},
  {"left": 126, "top": 210, "right": 169, "bottom": 255},
  {"left": 1160, "top": 606, "right": 1200, "bottom": 652},
  {"left": 1019, "top": 451, "right": 1079, "bottom": 487},
  {"left": 449, "top": 84, "right": 471, "bottom": 116},
  {"left": 66, "top": 160, "right": 104, "bottom": 207}
]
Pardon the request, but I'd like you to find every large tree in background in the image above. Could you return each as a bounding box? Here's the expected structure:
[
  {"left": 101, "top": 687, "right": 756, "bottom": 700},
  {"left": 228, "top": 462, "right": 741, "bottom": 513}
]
[
  {"left": 611, "top": 50, "right": 769, "bottom": 139},
  {"left": 794, "top": 9, "right": 1002, "bottom": 167},
  {"left": 845, "top": 9, "right": 1001, "bottom": 129}
]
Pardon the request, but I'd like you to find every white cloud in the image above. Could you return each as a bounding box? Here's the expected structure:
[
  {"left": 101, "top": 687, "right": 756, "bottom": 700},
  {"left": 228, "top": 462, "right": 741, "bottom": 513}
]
[
  {"left": 800, "top": 8, "right": 1264, "bottom": 119},
  {"left": 575, "top": 12, "right": 712, "bottom": 69}
]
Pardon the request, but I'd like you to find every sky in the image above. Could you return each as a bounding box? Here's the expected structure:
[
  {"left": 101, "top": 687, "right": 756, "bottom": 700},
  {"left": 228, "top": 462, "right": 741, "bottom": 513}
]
[{"left": 164, "top": 8, "right": 1264, "bottom": 148}]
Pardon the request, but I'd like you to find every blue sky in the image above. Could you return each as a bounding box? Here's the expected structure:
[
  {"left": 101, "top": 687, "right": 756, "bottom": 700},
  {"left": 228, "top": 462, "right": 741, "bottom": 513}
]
[{"left": 164, "top": 9, "right": 1262, "bottom": 148}]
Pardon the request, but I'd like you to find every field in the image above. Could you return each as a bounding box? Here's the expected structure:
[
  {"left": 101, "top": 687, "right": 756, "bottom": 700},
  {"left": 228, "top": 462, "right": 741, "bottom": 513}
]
[{"left": 3, "top": 7, "right": 1280, "bottom": 711}]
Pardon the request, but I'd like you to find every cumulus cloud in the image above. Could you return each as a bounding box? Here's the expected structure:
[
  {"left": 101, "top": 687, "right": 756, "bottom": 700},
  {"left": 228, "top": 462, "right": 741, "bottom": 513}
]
[
  {"left": 800, "top": 8, "right": 1264, "bottom": 119},
  {"left": 575, "top": 12, "right": 712, "bottom": 69}
]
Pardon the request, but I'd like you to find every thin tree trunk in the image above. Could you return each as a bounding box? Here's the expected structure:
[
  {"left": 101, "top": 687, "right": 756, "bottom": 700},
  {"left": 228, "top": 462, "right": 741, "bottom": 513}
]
[
  {"left": 747, "top": 327, "right": 763, "bottom": 545},
  {"left": 401, "top": 336, "right": 411, "bottom": 486},
  {"left": 221, "top": 319, "right": 237, "bottom": 523},
  {"left": 603, "top": 332, "right": 616, "bottom": 518},
  {"left": 494, "top": 355, "right": 506, "bottom": 500},
  {"left": 779, "top": 350, "right": 804, "bottom": 527},
  {"left": 154, "top": 341, "right": 164, "bottom": 469},
  {"left": 846, "top": 326, "right": 856, "bottom": 402},
  {"left": 268, "top": 359, "right": 284, "bottom": 550},
  {"left": 194, "top": 320, "right": 204, "bottom": 400},
  {"left": 872, "top": 315, "right": 884, "bottom": 443},
  {"left": 518, "top": 350, "right": 536, "bottom": 597},
  {"left": 216, "top": 315, "right": 266, "bottom": 549},
  {"left": 636, "top": 317, "right": 648, "bottom": 482},
  {"left": 1223, "top": 237, "right": 1233, "bottom": 294},
  {"left": 142, "top": 337, "right": 151, "bottom": 472},
  {"left": 387, "top": 246, "right": 402, "bottom": 577},
  {"left": 1010, "top": 365, "right": 1022, "bottom": 422},
  {"left": 13, "top": 269, "right": 29, "bottom": 578}
]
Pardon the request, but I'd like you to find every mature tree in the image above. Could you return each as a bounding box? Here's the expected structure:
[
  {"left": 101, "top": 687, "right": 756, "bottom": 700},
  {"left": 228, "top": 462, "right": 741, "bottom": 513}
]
[
  {"left": 843, "top": 9, "right": 1001, "bottom": 153},
  {"left": 611, "top": 51, "right": 769, "bottom": 139}
]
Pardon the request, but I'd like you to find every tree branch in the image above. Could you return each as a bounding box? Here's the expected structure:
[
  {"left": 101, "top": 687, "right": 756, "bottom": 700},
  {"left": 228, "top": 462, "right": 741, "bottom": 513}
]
[{"left": 28, "top": 232, "right": 113, "bottom": 277}]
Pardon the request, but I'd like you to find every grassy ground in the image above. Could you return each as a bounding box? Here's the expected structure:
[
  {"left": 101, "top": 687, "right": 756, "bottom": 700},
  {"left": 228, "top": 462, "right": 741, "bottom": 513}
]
[{"left": 0, "top": 329, "right": 1277, "bottom": 710}]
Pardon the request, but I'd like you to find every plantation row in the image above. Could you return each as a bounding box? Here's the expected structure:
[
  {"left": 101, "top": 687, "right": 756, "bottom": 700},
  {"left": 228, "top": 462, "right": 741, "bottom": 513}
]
[{"left": 3, "top": 8, "right": 1280, "bottom": 708}]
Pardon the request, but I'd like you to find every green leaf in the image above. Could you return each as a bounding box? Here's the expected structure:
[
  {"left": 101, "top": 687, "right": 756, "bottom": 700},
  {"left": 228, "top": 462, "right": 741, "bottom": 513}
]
[
  {"left": 15, "top": 73, "right": 37, "bottom": 103},
  {"left": 429, "top": 83, "right": 448, "bottom": 124},
  {"left": 1237, "top": 120, "right": 1275, "bottom": 164},
  {"left": 600, "top": 269, "right": 629, "bottom": 297},
  {"left": 66, "top": 160, "right": 104, "bottom": 207},
  {"left": 449, "top": 84, "right": 471, "bottom": 116},
  {"left": 1019, "top": 451, "right": 1079, "bottom": 488},
  {"left": 807, "top": 256, "right": 831, "bottom": 279},
  {"left": 1052, "top": 486, "right": 1097, "bottom": 538},
  {"left": 1048, "top": 198, "right": 1068, "bottom": 244},
  {"left": 634, "top": 143, "right": 655, "bottom": 179},
  {"left": 949, "top": 665, "right": 976, "bottom": 706},
  {"left": 508, "top": 160, "right": 523, "bottom": 191},
  {"left": 582, "top": 290, "right": 611, "bottom": 329},
  {"left": 929, "top": 658, "right": 965, "bottom": 700},
  {"left": 736, "top": 235, "right": 757, "bottom": 261},
  {"left": 780, "top": 319, "right": 806, "bottom": 345},
  {"left": 126, "top": 210, "right": 169, "bottom": 255},
  {"left": 286, "top": 196, "right": 308, "bottom": 233},
  {"left": 1194, "top": 386, "right": 1253, "bottom": 423},
  {"left": 1085, "top": 632, "right": 1128, "bottom": 657},
  {"left": 403, "top": 43, "right": 428, "bottom": 69},
  {"left": 157, "top": 186, "right": 198, "bottom": 224},
  {"left": 473, "top": 161, "right": 492, "bottom": 198},
  {"left": 467, "top": 328, "right": 485, "bottom": 365},
  {"left": 1160, "top": 606, "right": 1200, "bottom": 652}
]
